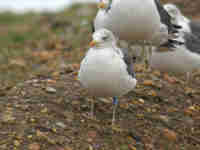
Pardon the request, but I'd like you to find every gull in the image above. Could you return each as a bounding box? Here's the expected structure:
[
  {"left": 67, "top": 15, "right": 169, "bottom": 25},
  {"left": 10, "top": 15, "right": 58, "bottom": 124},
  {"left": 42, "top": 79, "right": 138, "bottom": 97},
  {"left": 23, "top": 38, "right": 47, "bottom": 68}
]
[
  {"left": 94, "top": 0, "right": 183, "bottom": 48},
  {"left": 150, "top": 32, "right": 200, "bottom": 79},
  {"left": 164, "top": 3, "right": 200, "bottom": 38},
  {"left": 78, "top": 28, "right": 137, "bottom": 125}
]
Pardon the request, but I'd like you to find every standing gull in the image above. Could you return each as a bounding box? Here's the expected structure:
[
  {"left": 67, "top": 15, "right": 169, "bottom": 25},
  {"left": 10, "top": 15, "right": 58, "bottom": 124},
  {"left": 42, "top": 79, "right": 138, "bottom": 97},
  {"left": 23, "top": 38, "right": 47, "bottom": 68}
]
[
  {"left": 94, "top": 0, "right": 183, "bottom": 48},
  {"left": 78, "top": 28, "right": 137, "bottom": 125},
  {"left": 164, "top": 3, "right": 200, "bottom": 38},
  {"left": 150, "top": 32, "right": 200, "bottom": 76}
]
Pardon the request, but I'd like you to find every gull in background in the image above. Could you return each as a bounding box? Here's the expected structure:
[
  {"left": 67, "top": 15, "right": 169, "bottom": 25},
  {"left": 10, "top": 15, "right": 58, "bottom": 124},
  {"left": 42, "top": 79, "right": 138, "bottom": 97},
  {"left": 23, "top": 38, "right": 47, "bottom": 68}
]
[
  {"left": 93, "top": 0, "right": 184, "bottom": 69},
  {"left": 164, "top": 3, "right": 200, "bottom": 38},
  {"left": 94, "top": 0, "right": 183, "bottom": 48},
  {"left": 150, "top": 32, "right": 200, "bottom": 81},
  {"left": 78, "top": 28, "right": 137, "bottom": 125}
]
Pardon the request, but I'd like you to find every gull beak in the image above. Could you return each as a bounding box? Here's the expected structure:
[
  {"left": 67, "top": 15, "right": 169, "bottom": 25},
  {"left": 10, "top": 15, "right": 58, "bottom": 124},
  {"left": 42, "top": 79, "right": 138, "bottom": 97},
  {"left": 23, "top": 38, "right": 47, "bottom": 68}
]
[
  {"left": 98, "top": 2, "right": 106, "bottom": 9},
  {"left": 89, "top": 40, "right": 98, "bottom": 47}
]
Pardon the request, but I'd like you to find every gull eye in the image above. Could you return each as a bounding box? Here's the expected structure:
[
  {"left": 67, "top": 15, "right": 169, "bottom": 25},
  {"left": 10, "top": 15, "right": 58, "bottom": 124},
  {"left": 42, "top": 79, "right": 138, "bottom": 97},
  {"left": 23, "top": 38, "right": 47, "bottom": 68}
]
[{"left": 102, "top": 36, "right": 109, "bottom": 41}]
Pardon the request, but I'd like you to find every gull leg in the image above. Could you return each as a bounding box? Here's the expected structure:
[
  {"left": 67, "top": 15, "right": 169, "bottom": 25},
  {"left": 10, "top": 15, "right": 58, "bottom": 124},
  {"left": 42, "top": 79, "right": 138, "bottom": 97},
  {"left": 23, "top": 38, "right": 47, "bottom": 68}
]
[
  {"left": 147, "top": 44, "right": 153, "bottom": 72},
  {"left": 186, "top": 72, "right": 192, "bottom": 84},
  {"left": 112, "top": 97, "right": 118, "bottom": 126},
  {"left": 144, "top": 43, "right": 149, "bottom": 70},
  {"left": 141, "top": 43, "right": 146, "bottom": 65},
  {"left": 90, "top": 97, "right": 95, "bottom": 119},
  {"left": 149, "top": 44, "right": 153, "bottom": 64}
]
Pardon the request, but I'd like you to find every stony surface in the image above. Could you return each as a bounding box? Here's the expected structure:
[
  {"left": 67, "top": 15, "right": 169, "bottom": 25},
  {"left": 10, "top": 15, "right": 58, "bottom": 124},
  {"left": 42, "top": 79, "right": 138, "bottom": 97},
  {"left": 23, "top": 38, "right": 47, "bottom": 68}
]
[{"left": 0, "top": 1, "right": 200, "bottom": 150}]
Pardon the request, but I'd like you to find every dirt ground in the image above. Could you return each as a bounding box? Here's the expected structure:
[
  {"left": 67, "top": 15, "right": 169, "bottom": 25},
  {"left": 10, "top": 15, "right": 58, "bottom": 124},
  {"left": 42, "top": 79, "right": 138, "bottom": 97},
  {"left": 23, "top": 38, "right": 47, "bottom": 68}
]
[{"left": 0, "top": 1, "right": 200, "bottom": 150}]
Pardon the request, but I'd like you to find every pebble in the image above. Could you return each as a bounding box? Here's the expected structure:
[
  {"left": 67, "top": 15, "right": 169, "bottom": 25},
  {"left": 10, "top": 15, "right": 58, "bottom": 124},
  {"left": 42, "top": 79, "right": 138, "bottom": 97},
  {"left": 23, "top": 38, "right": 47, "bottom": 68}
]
[
  {"left": 138, "top": 98, "right": 145, "bottom": 104},
  {"left": 162, "top": 128, "right": 177, "bottom": 142},
  {"left": 46, "top": 87, "right": 57, "bottom": 93},
  {"left": 28, "top": 143, "right": 40, "bottom": 150},
  {"left": 159, "top": 115, "right": 170, "bottom": 123},
  {"left": 56, "top": 122, "right": 66, "bottom": 128}
]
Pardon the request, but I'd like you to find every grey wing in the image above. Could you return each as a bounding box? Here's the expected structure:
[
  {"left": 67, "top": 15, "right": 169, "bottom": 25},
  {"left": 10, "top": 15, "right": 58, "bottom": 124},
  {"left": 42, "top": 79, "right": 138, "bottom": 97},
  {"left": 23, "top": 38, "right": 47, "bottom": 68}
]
[
  {"left": 190, "top": 21, "right": 200, "bottom": 39},
  {"left": 121, "top": 48, "right": 136, "bottom": 78},
  {"left": 184, "top": 32, "right": 200, "bottom": 54},
  {"left": 154, "top": 0, "right": 181, "bottom": 34}
]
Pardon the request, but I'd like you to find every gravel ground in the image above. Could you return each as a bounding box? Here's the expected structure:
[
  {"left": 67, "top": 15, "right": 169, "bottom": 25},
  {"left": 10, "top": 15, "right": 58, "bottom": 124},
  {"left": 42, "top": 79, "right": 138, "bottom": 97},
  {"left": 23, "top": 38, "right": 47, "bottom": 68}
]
[{"left": 0, "top": 1, "right": 200, "bottom": 150}]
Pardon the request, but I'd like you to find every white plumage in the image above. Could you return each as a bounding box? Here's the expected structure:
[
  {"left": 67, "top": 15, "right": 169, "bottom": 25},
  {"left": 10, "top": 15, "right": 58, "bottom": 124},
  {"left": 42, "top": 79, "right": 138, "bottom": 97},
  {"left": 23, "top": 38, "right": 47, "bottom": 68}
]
[
  {"left": 94, "top": 0, "right": 179, "bottom": 46},
  {"left": 150, "top": 46, "right": 200, "bottom": 74},
  {"left": 78, "top": 28, "right": 137, "bottom": 125},
  {"left": 151, "top": 32, "right": 200, "bottom": 74}
]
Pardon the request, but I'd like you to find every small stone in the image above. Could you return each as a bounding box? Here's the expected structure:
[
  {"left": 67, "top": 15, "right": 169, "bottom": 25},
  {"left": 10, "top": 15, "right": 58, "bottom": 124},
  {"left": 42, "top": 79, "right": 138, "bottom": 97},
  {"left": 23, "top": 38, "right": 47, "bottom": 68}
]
[
  {"left": 136, "top": 113, "right": 144, "bottom": 118},
  {"left": 138, "top": 98, "right": 145, "bottom": 104},
  {"left": 188, "top": 106, "right": 196, "bottom": 111},
  {"left": 99, "top": 98, "right": 112, "bottom": 104},
  {"left": 159, "top": 115, "right": 169, "bottom": 123},
  {"left": 14, "top": 140, "right": 20, "bottom": 147},
  {"left": 28, "top": 143, "right": 40, "bottom": 150},
  {"left": 87, "top": 138, "right": 93, "bottom": 143},
  {"left": 120, "top": 103, "right": 129, "bottom": 109},
  {"left": 30, "top": 118, "right": 36, "bottom": 123},
  {"left": 143, "top": 80, "right": 154, "bottom": 86},
  {"left": 148, "top": 90, "right": 157, "bottom": 97},
  {"left": 163, "top": 74, "right": 177, "bottom": 84},
  {"left": 27, "top": 135, "right": 33, "bottom": 139},
  {"left": 46, "top": 87, "right": 56, "bottom": 93},
  {"left": 32, "top": 79, "right": 39, "bottom": 83},
  {"left": 71, "top": 100, "right": 80, "bottom": 105},
  {"left": 64, "top": 65, "right": 74, "bottom": 73},
  {"left": 184, "top": 109, "right": 194, "bottom": 115},
  {"left": 32, "top": 83, "right": 41, "bottom": 87},
  {"left": 2, "top": 113, "right": 16, "bottom": 123},
  {"left": 52, "top": 71, "right": 60, "bottom": 77},
  {"left": 41, "top": 107, "right": 48, "bottom": 113},
  {"left": 56, "top": 122, "right": 66, "bottom": 128},
  {"left": 63, "top": 146, "right": 72, "bottom": 150},
  {"left": 52, "top": 128, "right": 57, "bottom": 133},
  {"left": 88, "top": 130, "right": 97, "bottom": 139},
  {"left": 153, "top": 70, "right": 161, "bottom": 77},
  {"left": 162, "top": 128, "right": 177, "bottom": 142},
  {"left": 88, "top": 145, "right": 93, "bottom": 150},
  {"left": 185, "top": 87, "right": 195, "bottom": 95},
  {"left": 56, "top": 147, "right": 65, "bottom": 150},
  {"left": 0, "top": 144, "right": 7, "bottom": 149},
  {"left": 128, "top": 144, "right": 137, "bottom": 150},
  {"left": 46, "top": 79, "right": 57, "bottom": 84}
]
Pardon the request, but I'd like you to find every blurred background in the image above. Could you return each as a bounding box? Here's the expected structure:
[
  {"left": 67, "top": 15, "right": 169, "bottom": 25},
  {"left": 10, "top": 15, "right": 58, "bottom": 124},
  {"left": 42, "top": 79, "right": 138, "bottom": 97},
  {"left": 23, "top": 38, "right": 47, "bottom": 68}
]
[
  {"left": 0, "top": 0, "right": 98, "bottom": 86},
  {"left": 0, "top": 0, "right": 200, "bottom": 86},
  {"left": 0, "top": 0, "right": 97, "bottom": 12}
]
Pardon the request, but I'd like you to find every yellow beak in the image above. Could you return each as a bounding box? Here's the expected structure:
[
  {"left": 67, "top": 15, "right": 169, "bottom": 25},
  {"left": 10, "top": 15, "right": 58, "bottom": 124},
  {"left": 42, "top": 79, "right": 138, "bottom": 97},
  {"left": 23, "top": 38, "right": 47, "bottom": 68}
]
[
  {"left": 89, "top": 40, "right": 98, "bottom": 47},
  {"left": 98, "top": 2, "right": 106, "bottom": 9}
]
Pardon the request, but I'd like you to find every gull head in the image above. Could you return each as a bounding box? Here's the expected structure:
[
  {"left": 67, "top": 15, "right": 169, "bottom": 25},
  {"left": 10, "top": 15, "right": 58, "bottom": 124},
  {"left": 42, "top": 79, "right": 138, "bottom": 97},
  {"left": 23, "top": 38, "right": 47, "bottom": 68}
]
[
  {"left": 164, "top": 3, "right": 182, "bottom": 20},
  {"left": 98, "top": 0, "right": 110, "bottom": 9},
  {"left": 90, "top": 28, "right": 116, "bottom": 48}
]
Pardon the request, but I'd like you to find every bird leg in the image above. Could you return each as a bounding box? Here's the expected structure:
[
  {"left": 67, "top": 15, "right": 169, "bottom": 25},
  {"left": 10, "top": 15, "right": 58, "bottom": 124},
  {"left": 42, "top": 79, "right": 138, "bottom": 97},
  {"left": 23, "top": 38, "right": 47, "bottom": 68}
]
[
  {"left": 143, "top": 41, "right": 150, "bottom": 70},
  {"left": 112, "top": 97, "right": 118, "bottom": 126},
  {"left": 140, "top": 42, "right": 146, "bottom": 65},
  {"left": 147, "top": 43, "right": 153, "bottom": 72},
  {"left": 186, "top": 72, "right": 192, "bottom": 84},
  {"left": 90, "top": 97, "right": 95, "bottom": 119}
]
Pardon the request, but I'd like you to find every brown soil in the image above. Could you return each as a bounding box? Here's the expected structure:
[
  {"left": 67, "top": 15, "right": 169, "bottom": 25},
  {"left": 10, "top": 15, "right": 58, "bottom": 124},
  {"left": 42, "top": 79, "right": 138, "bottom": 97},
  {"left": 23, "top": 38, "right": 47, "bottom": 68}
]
[
  {"left": 1, "top": 64, "right": 200, "bottom": 150},
  {"left": 0, "top": 1, "right": 200, "bottom": 150}
]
